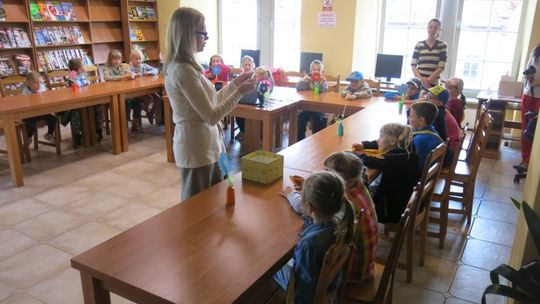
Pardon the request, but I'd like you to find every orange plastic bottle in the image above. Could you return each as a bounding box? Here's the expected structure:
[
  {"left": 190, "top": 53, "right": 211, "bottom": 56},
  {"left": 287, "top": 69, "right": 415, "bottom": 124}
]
[{"left": 226, "top": 185, "right": 235, "bottom": 206}]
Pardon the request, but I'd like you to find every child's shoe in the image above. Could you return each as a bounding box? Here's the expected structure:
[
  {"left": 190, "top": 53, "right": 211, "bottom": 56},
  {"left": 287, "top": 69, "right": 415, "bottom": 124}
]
[{"left": 43, "top": 133, "right": 55, "bottom": 143}]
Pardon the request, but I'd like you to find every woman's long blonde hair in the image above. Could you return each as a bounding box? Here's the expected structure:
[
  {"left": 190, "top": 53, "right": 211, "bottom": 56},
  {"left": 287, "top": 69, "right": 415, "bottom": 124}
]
[{"left": 164, "top": 7, "right": 204, "bottom": 74}]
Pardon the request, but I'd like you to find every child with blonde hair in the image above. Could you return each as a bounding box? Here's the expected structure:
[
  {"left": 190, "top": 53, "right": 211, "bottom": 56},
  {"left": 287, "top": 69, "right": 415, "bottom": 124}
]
[
  {"left": 275, "top": 171, "right": 350, "bottom": 304},
  {"left": 234, "top": 55, "right": 256, "bottom": 140},
  {"left": 296, "top": 60, "right": 329, "bottom": 140},
  {"left": 353, "top": 123, "right": 420, "bottom": 223},
  {"left": 130, "top": 49, "right": 162, "bottom": 125},
  {"left": 21, "top": 71, "right": 56, "bottom": 143}
]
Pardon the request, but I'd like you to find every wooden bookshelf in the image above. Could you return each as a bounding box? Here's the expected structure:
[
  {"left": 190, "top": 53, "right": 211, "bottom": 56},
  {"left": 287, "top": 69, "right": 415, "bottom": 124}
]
[
  {"left": 123, "top": 0, "right": 159, "bottom": 66},
  {"left": 0, "top": 0, "right": 160, "bottom": 78}
]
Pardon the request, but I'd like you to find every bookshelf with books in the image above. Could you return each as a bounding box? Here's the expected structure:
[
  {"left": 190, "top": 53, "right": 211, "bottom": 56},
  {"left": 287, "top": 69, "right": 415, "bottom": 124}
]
[
  {"left": 123, "top": 0, "right": 159, "bottom": 65},
  {"left": 88, "top": 0, "right": 124, "bottom": 65}
]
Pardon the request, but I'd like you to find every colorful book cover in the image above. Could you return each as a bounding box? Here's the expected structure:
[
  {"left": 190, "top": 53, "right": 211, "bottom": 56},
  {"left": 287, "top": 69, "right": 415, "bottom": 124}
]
[
  {"left": 42, "top": 28, "right": 53, "bottom": 45},
  {"left": 61, "top": 2, "right": 76, "bottom": 20},
  {"left": 134, "top": 27, "right": 144, "bottom": 41},
  {"left": 30, "top": 0, "right": 42, "bottom": 21},
  {"left": 146, "top": 7, "right": 155, "bottom": 20},
  {"left": 45, "top": 1, "right": 58, "bottom": 21},
  {"left": 15, "top": 27, "right": 32, "bottom": 47},
  {"left": 0, "top": 29, "right": 11, "bottom": 48},
  {"left": 52, "top": 1, "right": 65, "bottom": 21},
  {"left": 15, "top": 54, "right": 33, "bottom": 75},
  {"left": 0, "top": 0, "right": 6, "bottom": 22},
  {"left": 135, "top": 6, "right": 145, "bottom": 20},
  {"left": 6, "top": 28, "right": 17, "bottom": 48},
  {"left": 0, "top": 56, "right": 14, "bottom": 76},
  {"left": 38, "top": 2, "right": 50, "bottom": 20},
  {"left": 129, "top": 28, "right": 136, "bottom": 41},
  {"left": 130, "top": 6, "right": 138, "bottom": 20},
  {"left": 36, "top": 52, "right": 47, "bottom": 71},
  {"left": 72, "top": 26, "right": 84, "bottom": 43}
]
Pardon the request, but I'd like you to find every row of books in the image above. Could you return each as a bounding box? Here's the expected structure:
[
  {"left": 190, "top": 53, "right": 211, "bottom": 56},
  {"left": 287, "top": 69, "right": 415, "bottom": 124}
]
[
  {"left": 30, "top": 0, "right": 77, "bottom": 21},
  {"left": 0, "top": 27, "right": 32, "bottom": 49},
  {"left": 34, "top": 26, "right": 85, "bottom": 46},
  {"left": 0, "top": 54, "right": 34, "bottom": 76},
  {"left": 37, "top": 48, "right": 93, "bottom": 71},
  {"left": 128, "top": 6, "right": 156, "bottom": 21},
  {"left": 129, "top": 26, "right": 145, "bottom": 42}
]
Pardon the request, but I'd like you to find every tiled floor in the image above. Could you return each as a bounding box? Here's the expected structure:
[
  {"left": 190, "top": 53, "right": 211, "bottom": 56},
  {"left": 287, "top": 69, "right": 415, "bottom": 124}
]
[{"left": 0, "top": 123, "right": 524, "bottom": 304}]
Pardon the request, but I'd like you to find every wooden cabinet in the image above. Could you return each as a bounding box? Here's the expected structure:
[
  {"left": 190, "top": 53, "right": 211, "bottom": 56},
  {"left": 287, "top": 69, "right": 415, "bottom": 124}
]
[{"left": 0, "top": 0, "right": 160, "bottom": 79}]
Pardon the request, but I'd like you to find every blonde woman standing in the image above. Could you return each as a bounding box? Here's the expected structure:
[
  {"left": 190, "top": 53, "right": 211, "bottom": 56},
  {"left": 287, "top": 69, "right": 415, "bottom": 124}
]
[{"left": 164, "top": 7, "right": 255, "bottom": 200}]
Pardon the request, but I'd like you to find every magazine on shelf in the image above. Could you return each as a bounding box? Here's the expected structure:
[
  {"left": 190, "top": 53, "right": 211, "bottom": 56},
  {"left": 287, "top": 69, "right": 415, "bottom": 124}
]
[
  {"left": 0, "top": 29, "right": 10, "bottom": 48},
  {"left": 72, "top": 26, "right": 85, "bottom": 44},
  {"left": 135, "top": 6, "right": 146, "bottom": 20},
  {"left": 52, "top": 1, "right": 65, "bottom": 21},
  {"left": 129, "top": 6, "right": 138, "bottom": 20},
  {"left": 0, "top": 56, "right": 14, "bottom": 76},
  {"left": 38, "top": 2, "right": 50, "bottom": 20},
  {"left": 15, "top": 54, "right": 33, "bottom": 75},
  {"left": 13, "top": 27, "right": 32, "bottom": 48},
  {"left": 30, "top": 0, "right": 42, "bottom": 21},
  {"left": 61, "top": 2, "right": 76, "bottom": 21},
  {"left": 0, "top": 0, "right": 6, "bottom": 22},
  {"left": 45, "top": 1, "right": 58, "bottom": 21},
  {"left": 146, "top": 7, "right": 155, "bottom": 20},
  {"left": 36, "top": 52, "right": 47, "bottom": 71},
  {"left": 6, "top": 28, "right": 17, "bottom": 48}
]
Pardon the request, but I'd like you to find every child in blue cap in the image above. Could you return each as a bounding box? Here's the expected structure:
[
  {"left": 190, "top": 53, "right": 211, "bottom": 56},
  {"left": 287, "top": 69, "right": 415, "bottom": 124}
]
[{"left": 341, "top": 71, "right": 372, "bottom": 100}]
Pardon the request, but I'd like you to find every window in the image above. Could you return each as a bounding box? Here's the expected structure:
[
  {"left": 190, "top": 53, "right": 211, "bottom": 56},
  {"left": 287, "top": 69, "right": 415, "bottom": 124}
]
[
  {"left": 219, "top": 0, "right": 258, "bottom": 66},
  {"left": 273, "top": 0, "right": 302, "bottom": 71},
  {"left": 380, "top": 0, "right": 525, "bottom": 92}
]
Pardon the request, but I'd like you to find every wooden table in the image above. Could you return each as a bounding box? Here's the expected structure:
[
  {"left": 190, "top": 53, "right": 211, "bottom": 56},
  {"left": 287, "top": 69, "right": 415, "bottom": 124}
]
[
  {"left": 0, "top": 83, "right": 123, "bottom": 187},
  {"left": 71, "top": 168, "right": 305, "bottom": 304},
  {"left": 298, "top": 91, "right": 377, "bottom": 116},
  {"left": 280, "top": 100, "right": 406, "bottom": 173}
]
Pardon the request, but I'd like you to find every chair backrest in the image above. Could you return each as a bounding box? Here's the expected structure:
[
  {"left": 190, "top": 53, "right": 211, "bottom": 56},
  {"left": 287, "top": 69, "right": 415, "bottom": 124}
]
[
  {"left": 84, "top": 65, "right": 100, "bottom": 84},
  {"left": 364, "top": 79, "right": 381, "bottom": 96},
  {"left": 300, "top": 52, "right": 323, "bottom": 74},
  {"left": 416, "top": 142, "right": 448, "bottom": 216},
  {"left": 464, "top": 110, "right": 492, "bottom": 178},
  {"left": 373, "top": 206, "right": 414, "bottom": 303},
  {"left": 45, "top": 70, "right": 69, "bottom": 90},
  {"left": 326, "top": 75, "right": 341, "bottom": 93},
  {"left": 0, "top": 75, "right": 27, "bottom": 97},
  {"left": 230, "top": 67, "right": 242, "bottom": 76}
]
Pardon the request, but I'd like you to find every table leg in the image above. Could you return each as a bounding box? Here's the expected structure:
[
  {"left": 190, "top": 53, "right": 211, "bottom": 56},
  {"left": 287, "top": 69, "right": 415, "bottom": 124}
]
[
  {"left": 110, "top": 95, "right": 121, "bottom": 155},
  {"left": 244, "top": 119, "right": 260, "bottom": 153},
  {"left": 262, "top": 114, "right": 273, "bottom": 151},
  {"left": 288, "top": 106, "right": 298, "bottom": 146},
  {"left": 88, "top": 106, "right": 97, "bottom": 146},
  {"left": 274, "top": 116, "right": 282, "bottom": 148},
  {"left": 163, "top": 97, "right": 175, "bottom": 163},
  {"left": 119, "top": 94, "right": 128, "bottom": 152},
  {"left": 4, "top": 115, "right": 24, "bottom": 187},
  {"left": 80, "top": 108, "right": 92, "bottom": 147},
  {"left": 80, "top": 272, "right": 111, "bottom": 304}
]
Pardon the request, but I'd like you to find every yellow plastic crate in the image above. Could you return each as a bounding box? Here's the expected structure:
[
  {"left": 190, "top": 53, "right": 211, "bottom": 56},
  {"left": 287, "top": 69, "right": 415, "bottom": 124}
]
[{"left": 241, "top": 150, "right": 284, "bottom": 184}]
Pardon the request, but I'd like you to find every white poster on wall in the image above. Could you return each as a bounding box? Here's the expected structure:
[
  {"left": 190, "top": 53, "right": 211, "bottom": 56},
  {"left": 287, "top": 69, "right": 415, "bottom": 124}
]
[{"left": 318, "top": 11, "right": 336, "bottom": 27}]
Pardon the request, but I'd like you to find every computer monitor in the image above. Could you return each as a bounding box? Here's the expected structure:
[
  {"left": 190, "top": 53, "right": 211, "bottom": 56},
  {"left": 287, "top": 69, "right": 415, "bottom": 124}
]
[
  {"left": 300, "top": 52, "right": 323, "bottom": 74},
  {"left": 240, "top": 49, "right": 260, "bottom": 67},
  {"left": 375, "top": 54, "right": 403, "bottom": 83}
]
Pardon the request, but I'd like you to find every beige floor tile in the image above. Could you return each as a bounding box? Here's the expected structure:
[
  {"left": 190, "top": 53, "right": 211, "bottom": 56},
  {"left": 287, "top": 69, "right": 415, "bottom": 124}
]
[
  {"left": 477, "top": 200, "right": 518, "bottom": 224},
  {"left": 112, "top": 161, "right": 164, "bottom": 178},
  {"left": 141, "top": 186, "right": 181, "bottom": 210},
  {"left": 138, "top": 166, "right": 181, "bottom": 187},
  {"left": 482, "top": 186, "right": 522, "bottom": 203},
  {"left": 14, "top": 210, "right": 90, "bottom": 241},
  {"left": 444, "top": 297, "right": 475, "bottom": 304},
  {"left": 0, "top": 245, "right": 70, "bottom": 289},
  {"left": 63, "top": 192, "right": 127, "bottom": 218},
  {"left": 0, "top": 280, "right": 14, "bottom": 302},
  {"left": 487, "top": 172, "right": 525, "bottom": 191},
  {"left": 73, "top": 171, "right": 131, "bottom": 189},
  {"left": 0, "top": 294, "right": 44, "bottom": 304},
  {"left": 409, "top": 255, "right": 457, "bottom": 292},
  {"left": 423, "top": 232, "right": 466, "bottom": 261},
  {"left": 0, "top": 199, "right": 52, "bottom": 226},
  {"left": 34, "top": 185, "right": 93, "bottom": 207},
  {"left": 99, "top": 203, "right": 161, "bottom": 230},
  {"left": 49, "top": 222, "right": 120, "bottom": 255},
  {"left": 100, "top": 179, "right": 161, "bottom": 200},
  {"left": 0, "top": 230, "right": 38, "bottom": 262},
  {"left": 470, "top": 217, "right": 516, "bottom": 246},
  {"left": 392, "top": 281, "right": 446, "bottom": 303},
  {"left": 450, "top": 264, "right": 504, "bottom": 304},
  {"left": 461, "top": 239, "right": 511, "bottom": 271},
  {"left": 27, "top": 268, "right": 83, "bottom": 304}
]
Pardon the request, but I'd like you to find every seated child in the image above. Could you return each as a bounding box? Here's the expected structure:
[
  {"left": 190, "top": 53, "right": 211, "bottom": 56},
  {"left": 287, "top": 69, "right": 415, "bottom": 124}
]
[
  {"left": 409, "top": 102, "right": 450, "bottom": 168},
  {"left": 275, "top": 171, "right": 348, "bottom": 304},
  {"left": 21, "top": 71, "right": 56, "bottom": 143},
  {"left": 341, "top": 71, "right": 372, "bottom": 100},
  {"left": 324, "top": 151, "right": 377, "bottom": 282},
  {"left": 130, "top": 49, "right": 162, "bottom": 125},
  {"left": 424, "top": 85, "right": 449, "bottom": 142},
  {"left": 444, "top": 77, "right": 466, "bottom": 125},
  {"left": 235, "top": 55, "right": 256, "bottom": 140},
  {"left": 205, "top": 54, "right": 232, "bottom": 83},
  {"left": 65, "top": 58, "right": 103, "bottom": 144},
  {"left": 296, "top": 60, "right": 329, "bottom": 141},
  {"left": 352, "top": 123, "right": 420, "bottom": 223},
  {"left": 103, "top": 50, "right": 141, "bottom": 132},
  {"left": 399, "top": 77, "right": 423, "bottom": 101},
  {"left": 445, "top": 108, "right": 461, "bottom": 158}
]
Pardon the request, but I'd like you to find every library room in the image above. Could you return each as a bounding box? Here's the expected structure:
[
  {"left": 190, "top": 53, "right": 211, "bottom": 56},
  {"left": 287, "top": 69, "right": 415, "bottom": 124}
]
[{"left": 0, "top": 0, "right": 539, "bottom": 303}]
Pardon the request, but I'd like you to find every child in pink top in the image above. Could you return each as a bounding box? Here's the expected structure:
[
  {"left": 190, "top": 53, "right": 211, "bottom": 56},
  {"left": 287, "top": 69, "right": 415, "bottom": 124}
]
[
  {"left": 205, "top": 54, "right": 232, "bottom": 82},
  {"left": 445, "top": 109, "right": 461, "bottom": 156}
]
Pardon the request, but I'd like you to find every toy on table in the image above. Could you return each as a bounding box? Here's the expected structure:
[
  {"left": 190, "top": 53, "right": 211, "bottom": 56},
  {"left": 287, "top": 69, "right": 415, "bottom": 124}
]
[
  {"left": 311, "top": 71, "right": 322, "bottom": 96},
  {"left": 255, "top": 66, "right": 274, "bottom": 107}
]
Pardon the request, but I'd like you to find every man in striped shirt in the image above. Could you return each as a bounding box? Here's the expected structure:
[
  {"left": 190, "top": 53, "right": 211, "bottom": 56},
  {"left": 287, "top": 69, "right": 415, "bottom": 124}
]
[{"left": 411, "top": 18, "right": 447, "bottom": 87}]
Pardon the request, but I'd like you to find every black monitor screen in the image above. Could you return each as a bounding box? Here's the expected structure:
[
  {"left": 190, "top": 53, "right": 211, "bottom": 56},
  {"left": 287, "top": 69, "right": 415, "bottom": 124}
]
[{"left": 375, "top": 54, "right": 403, "bottom": 82}]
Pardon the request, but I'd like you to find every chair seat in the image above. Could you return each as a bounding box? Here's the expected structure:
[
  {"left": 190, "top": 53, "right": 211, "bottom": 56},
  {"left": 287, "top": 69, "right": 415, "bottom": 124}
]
[
  {"left": 440, "top": 161, "right": 471, "bottom": 181},
  {"left": 345, "top": 263, "right": 384, "bottom": 302}
]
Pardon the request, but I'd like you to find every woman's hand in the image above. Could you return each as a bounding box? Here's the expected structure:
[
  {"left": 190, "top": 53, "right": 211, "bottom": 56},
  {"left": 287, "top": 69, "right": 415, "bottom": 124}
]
[
  {"left": 233, "top": 71, "right": 254, "bottom": 86},
  {"left": 421, "top": 77, "right": 431, "bottom": 86},
  {"left": 236, "top": 74, "right": 256, "bottom": 94}
]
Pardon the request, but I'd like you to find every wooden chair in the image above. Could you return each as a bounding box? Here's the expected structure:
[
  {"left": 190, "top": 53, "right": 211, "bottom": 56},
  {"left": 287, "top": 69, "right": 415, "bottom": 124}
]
[
  {"left": 365, "top": 79, "right": 381, "bottom": 96},
  {"left": 45, "top": 70, "right": 69, "bottom": 90},
  {"left": 0, "top": 75, "right": 26, "bottom": 96},
  {"left": 429, "top": 123, "right": 469, "bottom": 248},
  {"left": 437, "top": 110, "right": 492, "bottom": 224},
  {"left": 326, "top": 75, "right": 341, "bottom": 93},
  {"left": 283, "top": 71, "right": 305, "bottom": 88},
  {"left": 344, "top": 203, "right": 415, "bottom": 304},
  {"left": 286, "top": 201, "right": 355, "bottom": 304},
  {"left": 0, "top": 120, "right": 29, "bottom": 164},
  {"left": 84, "top": 65, "right": 100, "bottom": 84}
]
